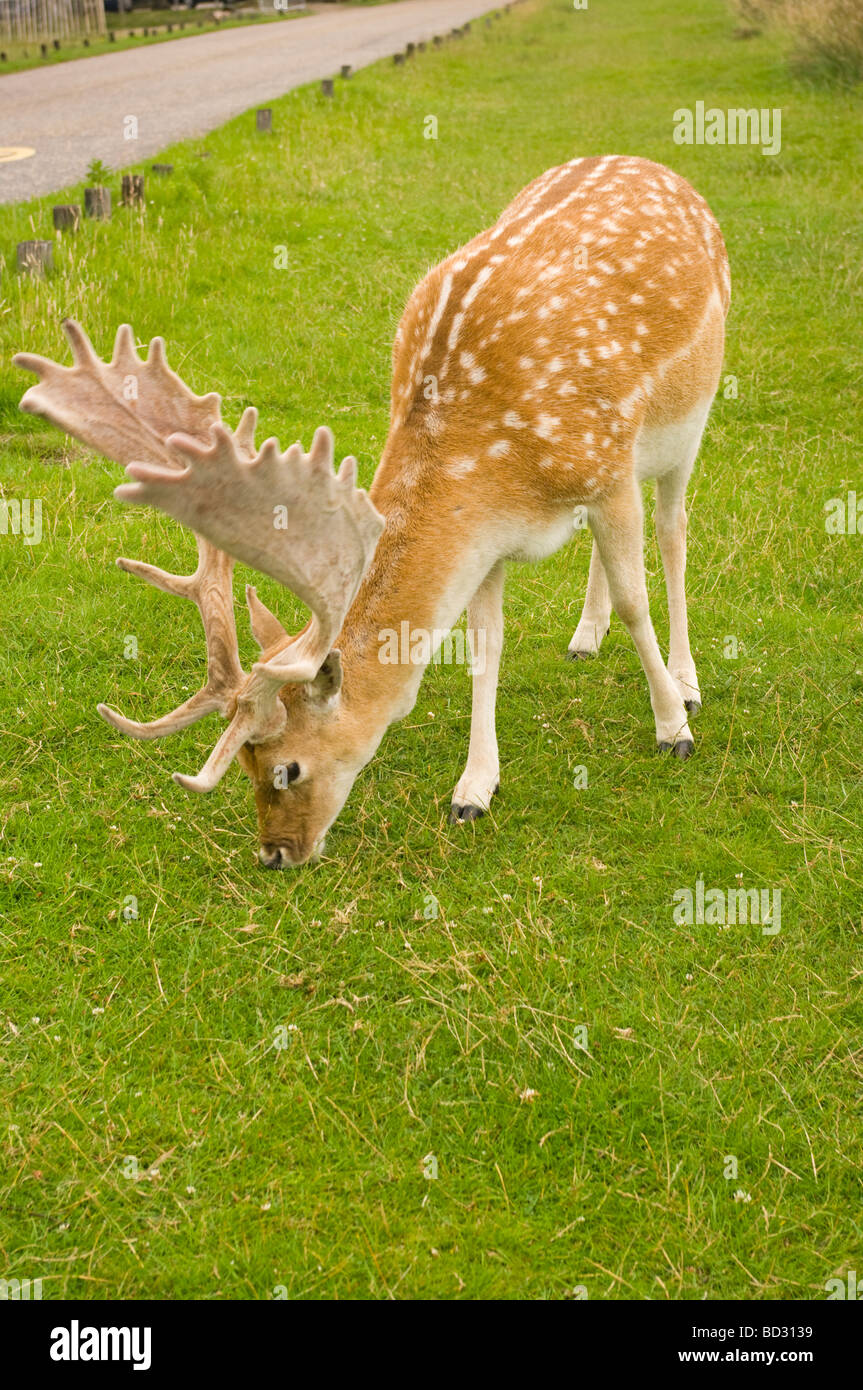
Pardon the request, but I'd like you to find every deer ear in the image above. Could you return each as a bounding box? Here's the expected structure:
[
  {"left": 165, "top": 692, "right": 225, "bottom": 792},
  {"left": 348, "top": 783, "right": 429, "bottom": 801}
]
[{"left": 307, "top": 650, "right": 343, "bottom": 703}]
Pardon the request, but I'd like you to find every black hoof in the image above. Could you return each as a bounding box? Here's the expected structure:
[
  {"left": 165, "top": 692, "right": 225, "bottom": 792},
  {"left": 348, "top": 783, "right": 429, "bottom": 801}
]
[
  {"left": 566, "top": 648, "right": 593, "bottom": 661},
  {"left": 684, "top": 699, "right": 702, "bottom": 716},
  {"left": 449, "top": 782, "right": 498, "bottom": 824},
  {"left": 658, "top": 739, "right": 694, "bottom": 760}
]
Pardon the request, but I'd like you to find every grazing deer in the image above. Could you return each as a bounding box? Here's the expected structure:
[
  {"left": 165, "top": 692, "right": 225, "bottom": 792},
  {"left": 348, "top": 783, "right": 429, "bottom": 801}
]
[{"left": 16, "top": 154, "right": 730, "bottom": 867}]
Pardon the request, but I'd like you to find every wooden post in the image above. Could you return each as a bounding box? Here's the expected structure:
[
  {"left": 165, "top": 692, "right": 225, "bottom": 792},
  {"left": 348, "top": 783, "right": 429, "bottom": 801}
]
[
  {"left": 418, "top": 41, "right": 426, "bottom": 52},
  {"left": 433, "top": 35, "right": 442, "bottom": 46},
  {"left": 394, "top": 52, "right": 404, "bottom": 65},
  {"left": 256, "top": 108, "right": 272, "bottom": 133},
  {"left": 53, "top": 38, "right": 60, "bottom": 49},
  {"left": 17, "top": 241, "right": 53, "bottom": 276},
  {"left": 151, "top": 163, "right": 173, "bottom": 176},
  {"left": 406, "top": 42, "right": 415, "bottom": 57},
  {"left": 84, "top": 187, "right": 111, "bottom": 220},
  {"left": 121, "top": 174, "right": 145, "bottom": 208},
  {"left": 40, "top": 42, "right": 47, "bottom": 56},
  {"left": 321, "top": 78, "right": 334, "bottom": 97},
  {"left": 340, "top": 64, "right": 351, "bottom": 79},
  {"left": 53, "top": 205, "right": 81, "bottom": 232},
  {"left": 109, "top": 31, "right": 115, "bottom": 41}
]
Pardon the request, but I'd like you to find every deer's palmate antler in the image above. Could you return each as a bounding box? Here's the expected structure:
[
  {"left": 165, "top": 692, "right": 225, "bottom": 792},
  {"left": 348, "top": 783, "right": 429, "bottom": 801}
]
[{"left": 15, "top": 320, "right": 384, "bottom": 792}]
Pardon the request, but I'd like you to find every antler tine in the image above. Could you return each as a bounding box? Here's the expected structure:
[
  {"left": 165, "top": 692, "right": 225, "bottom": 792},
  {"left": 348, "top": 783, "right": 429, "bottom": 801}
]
[
  {"left": 98, "top": 688, "right": 225, "bottom": 741},
  {"left": 234, "top": 406, "right": 259, "bottom": 456},
  {"left": 246, "top": 584, "right": 289, "bottom": 651},
  {"left": 98, "top": 537, "right": 246, "bottom": 740},
  {"left": 171, "top": 720, "right": 253, "bottom": 794}
]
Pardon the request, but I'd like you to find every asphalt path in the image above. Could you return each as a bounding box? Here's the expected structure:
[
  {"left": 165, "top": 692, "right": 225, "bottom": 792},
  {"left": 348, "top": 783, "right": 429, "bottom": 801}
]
[{"left": 0, "top": 1, "right": 497, "bottom": 202}]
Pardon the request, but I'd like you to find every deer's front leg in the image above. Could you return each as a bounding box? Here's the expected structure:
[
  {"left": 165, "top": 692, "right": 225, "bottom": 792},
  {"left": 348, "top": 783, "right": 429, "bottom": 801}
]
[{"left": 450, "top": 561, "right": 505, "bottom": 824}]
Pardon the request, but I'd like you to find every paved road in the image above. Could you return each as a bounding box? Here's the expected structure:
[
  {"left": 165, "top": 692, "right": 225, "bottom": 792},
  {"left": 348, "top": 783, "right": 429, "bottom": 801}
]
[{"left": 0, "top": 1, "right": 497, "bottom": 202}]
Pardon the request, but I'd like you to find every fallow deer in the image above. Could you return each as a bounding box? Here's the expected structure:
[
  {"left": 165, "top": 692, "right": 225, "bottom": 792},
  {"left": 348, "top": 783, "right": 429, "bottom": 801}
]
[{"left": 16, "top": 154, "right": 730, "bottom": 867}]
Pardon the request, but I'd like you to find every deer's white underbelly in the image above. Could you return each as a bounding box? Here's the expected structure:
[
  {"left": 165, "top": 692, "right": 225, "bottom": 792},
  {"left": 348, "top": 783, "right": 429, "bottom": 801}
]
[{"left": 505, "top": 508, "right": 581, "bottom": 563}]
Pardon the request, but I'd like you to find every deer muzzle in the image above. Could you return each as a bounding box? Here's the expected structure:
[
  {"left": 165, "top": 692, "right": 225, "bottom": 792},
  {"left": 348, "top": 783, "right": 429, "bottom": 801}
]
[{"left": 258, "top": 837, "right": 326, "bottom": 869}]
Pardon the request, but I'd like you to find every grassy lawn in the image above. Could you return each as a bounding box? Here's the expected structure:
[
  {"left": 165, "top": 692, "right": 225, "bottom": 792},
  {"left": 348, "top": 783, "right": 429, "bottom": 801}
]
[
  {"left": 0, "top": 7, "right": 303, "bottom": 76},
  {"left": 1, "top": 0, "right": 861, "bottom": 1301}
]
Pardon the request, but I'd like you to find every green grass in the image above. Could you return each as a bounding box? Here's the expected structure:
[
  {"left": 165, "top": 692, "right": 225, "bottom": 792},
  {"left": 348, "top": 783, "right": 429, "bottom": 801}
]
[
  {"left": 1, "top": 0, "right": 861, "bottom": 1300},
  {"left": 0, "top": 8, "right": 301, "bottom": 76}
]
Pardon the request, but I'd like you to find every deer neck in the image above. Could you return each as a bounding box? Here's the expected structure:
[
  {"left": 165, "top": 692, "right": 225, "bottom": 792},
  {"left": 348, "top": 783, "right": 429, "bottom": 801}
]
[{"left": 337, "top": 427, "right": 493, "bottom": 731}]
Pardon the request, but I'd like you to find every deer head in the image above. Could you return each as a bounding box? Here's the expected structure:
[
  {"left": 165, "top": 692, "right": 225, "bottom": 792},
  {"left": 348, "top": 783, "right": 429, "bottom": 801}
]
[{"left": 15, "top": 321, "right": 384, "bottom": 866}]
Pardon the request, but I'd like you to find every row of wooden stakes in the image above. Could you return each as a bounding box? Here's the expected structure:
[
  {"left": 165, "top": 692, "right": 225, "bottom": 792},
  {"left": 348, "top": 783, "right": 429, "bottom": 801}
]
[
  {"left": 259, "top": 10, "right": 510, "bottom": 107},
  {"left": 14, "top": 167, "right": 171, "bottom": 276},
  {"left": 13, "top": 4, "right": 519, "bottom": 276}
]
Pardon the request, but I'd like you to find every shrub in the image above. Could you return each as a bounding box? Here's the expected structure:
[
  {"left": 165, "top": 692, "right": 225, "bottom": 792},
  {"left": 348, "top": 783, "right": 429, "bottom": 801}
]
[{"left": 731, "top": 0, "right": 863, "bottom": 82}]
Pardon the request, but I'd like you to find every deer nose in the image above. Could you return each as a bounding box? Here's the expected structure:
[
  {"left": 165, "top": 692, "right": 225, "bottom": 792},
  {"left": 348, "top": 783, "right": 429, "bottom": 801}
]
[
  {"left": 258, "top": 840, "right": 325, "bottom": 869},
  {"left": 259, "top": 845, "right": 292, "bottom": 869},
  {"left": 257, "top": 834, "right": 325, "bottom": 867}
]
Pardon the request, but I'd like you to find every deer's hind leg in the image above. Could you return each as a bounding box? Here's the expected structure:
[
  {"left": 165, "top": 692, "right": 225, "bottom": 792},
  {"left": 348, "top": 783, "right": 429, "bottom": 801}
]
[
  {"left": 567, "top": 538, "right": 612, "bottom": 660},
  {"left": 588, "top": 476, "right": 694, "bottom": 757},
  {"left": 649, "top": 403, "right": 713, "bottom": 716}
]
